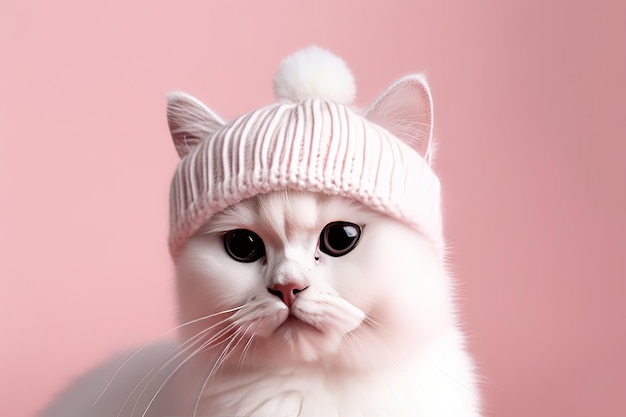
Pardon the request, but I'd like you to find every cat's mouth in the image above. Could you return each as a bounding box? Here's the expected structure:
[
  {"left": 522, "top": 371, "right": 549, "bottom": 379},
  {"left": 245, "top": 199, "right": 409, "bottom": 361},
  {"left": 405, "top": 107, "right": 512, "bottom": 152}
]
[{"left": 276, "top": 313, "right": 322, "bottom": 333}]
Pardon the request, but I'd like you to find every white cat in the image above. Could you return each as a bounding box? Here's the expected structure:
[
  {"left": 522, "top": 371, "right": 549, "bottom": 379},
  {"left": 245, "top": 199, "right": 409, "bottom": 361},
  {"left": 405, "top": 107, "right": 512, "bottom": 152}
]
[{"left": 40, "top": 46, "right": 482, "bottom": 417}]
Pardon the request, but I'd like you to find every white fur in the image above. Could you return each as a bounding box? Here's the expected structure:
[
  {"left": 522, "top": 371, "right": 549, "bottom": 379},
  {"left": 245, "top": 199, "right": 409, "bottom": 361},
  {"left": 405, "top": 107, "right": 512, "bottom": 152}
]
[
  {"left": 273, "top": 45, "right": 356, "bottom": 105},
  {"left": 41, "top": 191, "right": 481, "bottom": 416}
]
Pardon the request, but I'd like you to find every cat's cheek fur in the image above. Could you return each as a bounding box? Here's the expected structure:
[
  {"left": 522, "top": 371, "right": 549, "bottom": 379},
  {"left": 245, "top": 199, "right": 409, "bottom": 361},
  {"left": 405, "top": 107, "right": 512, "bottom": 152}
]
[
  {"left": 174, "top": 237, "right": 263, "bottom": 341},
  {"left": 344, "top": 218, "right": 456, "bottom": 359}
]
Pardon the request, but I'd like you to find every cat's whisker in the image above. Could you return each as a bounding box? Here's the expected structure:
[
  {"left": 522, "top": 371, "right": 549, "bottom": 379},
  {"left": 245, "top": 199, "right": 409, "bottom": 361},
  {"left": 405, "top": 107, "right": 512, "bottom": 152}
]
[
  {"left": 123, "top": 329, "right": 217, "bottom": 417},
  {"left": 176, "top": 305, "right": 246, "bottom": 329},
  {"left": 197, "top": 321, "right": 241, "bottom": 351},
  {"left": 412, "top": 374, "right": 436, "bottom": 401},
  {"left": 473, "top": 369, "right": 497, "bottom": 387},
  {"left": 112, "top": 364, "right": 161, "bottom": 417},
  {"left": 137, "top": 333, "right": 221, "bottom": 417},
  {"left": 210, "top": 327, "right": 247, "bottom": 375},
  {"left": 120, "top": 315, "right": 241, "bottom": 417},
  {"left": 343, "top": 326, "right": 378, "bottom": 367},
  {"left": 356, "top": 315, "right": 412, "bottom": 371},
  {"left": 94, "top": 305, "right": 244, "bottom": 406},
  {"left": 235, "top": 323, "right": 257, "bottom": 374},
  {"left": 193, "top": 327, "right": 250, "bottom": 417},
  {"left": 348, "top": 323, "right": 413, "bottom": 376},
  {"left": 364, "top": 315, "right": 383, "bottom": 329},
  {"left": 244, "top": 389, "right": 304, "bottom": 417},
  {"left": 427, "top": 358, "right": 477, "bottom": 396},
  {"left": 114, "top": 330, "right": 224, "bottom": 417}
]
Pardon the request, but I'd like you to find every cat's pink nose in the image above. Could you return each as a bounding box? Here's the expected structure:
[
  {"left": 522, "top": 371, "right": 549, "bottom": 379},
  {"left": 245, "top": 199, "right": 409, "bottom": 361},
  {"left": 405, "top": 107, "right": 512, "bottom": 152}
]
[{"left": 268, "top": 283, "right": 308, "bottom": 308}]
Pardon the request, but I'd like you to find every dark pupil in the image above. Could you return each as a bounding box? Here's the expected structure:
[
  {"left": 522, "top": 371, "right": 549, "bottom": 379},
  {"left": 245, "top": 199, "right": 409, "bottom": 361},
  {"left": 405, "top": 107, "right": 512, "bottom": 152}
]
[
  {"left": 320, "top": 222, "right": 361, "bottom": 257},
  {"left": 223, "top": 229, "right": 265, "bottom": 263},
  {"left": 328, "top": 224, "right": 358, "bottom": 249}
]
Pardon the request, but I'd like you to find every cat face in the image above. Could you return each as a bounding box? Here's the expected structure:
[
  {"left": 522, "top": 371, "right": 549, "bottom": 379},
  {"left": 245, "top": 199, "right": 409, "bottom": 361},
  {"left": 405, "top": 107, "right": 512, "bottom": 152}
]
[{"left": 174, "top": 191, "right": 454, "bottom": 371}]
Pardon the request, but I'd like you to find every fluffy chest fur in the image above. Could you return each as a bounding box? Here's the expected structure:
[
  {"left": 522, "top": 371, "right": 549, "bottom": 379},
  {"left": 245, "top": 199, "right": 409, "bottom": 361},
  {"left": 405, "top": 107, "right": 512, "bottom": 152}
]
[{"left": 187, "top": 332, "right": 478, "bottom": 417}]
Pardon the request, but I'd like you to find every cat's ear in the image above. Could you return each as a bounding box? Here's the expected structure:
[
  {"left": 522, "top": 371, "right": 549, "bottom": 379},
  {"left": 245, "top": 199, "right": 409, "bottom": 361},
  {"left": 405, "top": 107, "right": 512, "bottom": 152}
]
[
  {"left": 364, "top": 74, "right": 434, "bottom": 164},
  {"left": 167, "top": 92, "right": 226, "bottom": 158}
]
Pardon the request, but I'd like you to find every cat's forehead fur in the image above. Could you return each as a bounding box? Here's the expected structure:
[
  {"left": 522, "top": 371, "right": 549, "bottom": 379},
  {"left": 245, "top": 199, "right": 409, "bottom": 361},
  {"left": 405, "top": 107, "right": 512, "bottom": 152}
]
[{"left": 201, "top": 191, "right": 371, "bottom": 242}]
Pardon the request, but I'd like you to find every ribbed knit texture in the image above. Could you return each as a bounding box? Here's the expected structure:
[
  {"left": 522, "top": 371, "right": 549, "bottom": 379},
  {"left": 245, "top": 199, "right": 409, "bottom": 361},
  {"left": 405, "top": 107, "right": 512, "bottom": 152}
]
[{"left": 169, "top": 98, "right": 441, "bottom": 257}]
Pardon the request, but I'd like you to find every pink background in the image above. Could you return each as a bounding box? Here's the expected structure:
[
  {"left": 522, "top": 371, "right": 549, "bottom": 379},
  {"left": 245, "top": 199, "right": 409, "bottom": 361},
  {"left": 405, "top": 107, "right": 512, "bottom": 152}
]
[{"left": 2, "top": 1, "right": 625, "bottom": 416}]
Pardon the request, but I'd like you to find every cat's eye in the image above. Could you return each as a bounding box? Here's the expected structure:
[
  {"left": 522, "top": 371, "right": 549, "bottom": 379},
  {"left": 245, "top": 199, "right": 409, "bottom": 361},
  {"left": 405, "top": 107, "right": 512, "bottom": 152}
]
[
  {"left": 223, "top": 229, "right": 266, "bottom": 263},
  {"left": 319, "top": 222, "right": 362, "bottom": 257}
]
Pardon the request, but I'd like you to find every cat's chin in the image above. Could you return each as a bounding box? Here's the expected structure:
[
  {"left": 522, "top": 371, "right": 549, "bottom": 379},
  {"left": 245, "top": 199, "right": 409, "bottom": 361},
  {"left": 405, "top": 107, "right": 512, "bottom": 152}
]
[
  {"left": 268, "top": 315, "right": 344, "bottom": 363},
  {"left": 272, "top": 315, "right": 343, "bottom": 362},
  {"left": 277, "top": 314, "right": 321, "bottom": 334}
]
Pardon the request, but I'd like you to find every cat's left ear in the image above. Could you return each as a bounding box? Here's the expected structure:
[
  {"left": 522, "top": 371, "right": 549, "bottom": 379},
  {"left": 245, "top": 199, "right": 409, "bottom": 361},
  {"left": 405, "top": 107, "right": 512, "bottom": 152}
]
[
  {"left": 364, "top": 74, "right": 434, "bottom": 164},
  {"left": 167, "top": 92, "right": 226, "bottom": 158}
]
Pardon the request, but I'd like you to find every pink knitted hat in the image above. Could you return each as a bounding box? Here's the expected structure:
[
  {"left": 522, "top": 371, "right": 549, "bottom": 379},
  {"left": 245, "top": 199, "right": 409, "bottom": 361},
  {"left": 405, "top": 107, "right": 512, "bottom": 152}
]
[{"left": 167, "top": 46, "right": 441, "bottom": 258}]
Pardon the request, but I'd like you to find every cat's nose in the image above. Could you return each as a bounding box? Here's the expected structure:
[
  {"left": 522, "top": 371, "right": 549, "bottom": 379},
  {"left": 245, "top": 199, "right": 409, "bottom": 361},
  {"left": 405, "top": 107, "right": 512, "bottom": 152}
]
[{"left": 268, "top": 283, "right": 308, "bottom": 308}]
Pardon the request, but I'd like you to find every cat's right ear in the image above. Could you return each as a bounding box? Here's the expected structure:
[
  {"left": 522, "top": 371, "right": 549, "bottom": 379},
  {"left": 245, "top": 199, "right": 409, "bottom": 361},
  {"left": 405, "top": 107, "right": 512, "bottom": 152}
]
[
  {"left": 167, "top": 92, "right": 226, "bottom": 158},
  {"left": 364, "top": 74, "right": 434, "bottom": 165}
]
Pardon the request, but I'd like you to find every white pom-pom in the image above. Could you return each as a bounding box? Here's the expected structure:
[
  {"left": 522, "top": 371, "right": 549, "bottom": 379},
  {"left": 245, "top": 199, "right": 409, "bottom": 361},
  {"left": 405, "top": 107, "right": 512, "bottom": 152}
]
[{"left": 273, "top": 45, "right": 356, "bottom": 105}]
